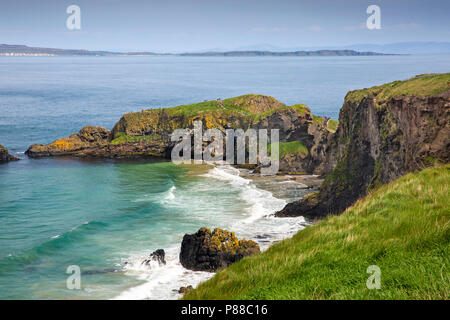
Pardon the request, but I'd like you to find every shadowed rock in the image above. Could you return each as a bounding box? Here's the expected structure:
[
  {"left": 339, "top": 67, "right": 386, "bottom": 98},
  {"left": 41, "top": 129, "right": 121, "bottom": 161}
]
[
  {"left": 0, "top": 144, "right": 19, "bottom": 162},
  {"left": 180, "top": 227, "right": 260, "bottom": 272},
  {"left": 142, "top": 249, "right": 166, "bottom": 266}
]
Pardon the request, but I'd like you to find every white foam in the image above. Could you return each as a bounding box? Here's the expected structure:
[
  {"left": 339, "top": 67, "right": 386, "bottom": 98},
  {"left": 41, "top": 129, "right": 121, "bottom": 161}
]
[
  {"left": 165, "top": 186, "right": 176, "bottom": 200},
  {"left": 133, "top": 185, "right": 176, "bottom": 203},
  {"left": 204, "top": 165, "right": 287, "bottom": 223},
  {"left": 114, "top": 246, "right": 213, "bottom": 300},
  {"left": 202, "top": 165, "right": 250, "bottom": 187},
  {"left": 113, "top": 165, "right": 309, "bottom": 300}
]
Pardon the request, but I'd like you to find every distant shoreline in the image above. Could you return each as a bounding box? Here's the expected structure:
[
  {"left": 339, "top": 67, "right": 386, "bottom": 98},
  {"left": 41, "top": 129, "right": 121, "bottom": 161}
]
[{"left": 0, "top": 44, "right": 397, "bottom": 57}]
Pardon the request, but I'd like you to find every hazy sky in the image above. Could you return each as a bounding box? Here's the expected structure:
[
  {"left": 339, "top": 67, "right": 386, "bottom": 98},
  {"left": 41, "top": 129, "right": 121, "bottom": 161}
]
[{"left": 1, "top": 0, "right": 449, "bottom": 52}]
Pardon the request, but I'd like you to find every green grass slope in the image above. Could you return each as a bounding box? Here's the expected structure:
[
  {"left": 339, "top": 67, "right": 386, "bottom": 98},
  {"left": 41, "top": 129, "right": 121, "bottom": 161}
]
[
  {"left": 165, "top": 94, "right": 286, "bottom": 118},
  {"left": 184, "top": 165, "right": 450, "bottom": 300},
  {"left": 269, "top": 141, "right": 309, "bottom": 158},
  {"left": 346, "top": 73, "right": 450, "bottom": 107}
]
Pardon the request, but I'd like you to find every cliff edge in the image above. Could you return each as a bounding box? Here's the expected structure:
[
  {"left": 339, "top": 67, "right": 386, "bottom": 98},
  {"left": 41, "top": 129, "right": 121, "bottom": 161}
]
[{"left": 276, "top": 73, "right": 450, "bottom": 219}]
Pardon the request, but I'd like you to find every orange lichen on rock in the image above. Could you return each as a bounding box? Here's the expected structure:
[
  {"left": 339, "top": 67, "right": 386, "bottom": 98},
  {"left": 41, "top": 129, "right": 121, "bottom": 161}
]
[
  {"left": 180, "top": 227, "right": 261, "bottom": 272},
  {"left": 51, "top": 138, "right": 79, "bottom": 151}
]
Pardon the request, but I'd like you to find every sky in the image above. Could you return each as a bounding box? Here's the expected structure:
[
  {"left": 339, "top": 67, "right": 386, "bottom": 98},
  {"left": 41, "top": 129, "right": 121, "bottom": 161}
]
[{"left": 1, "top": 0, "right": 449, "bottom": 52}]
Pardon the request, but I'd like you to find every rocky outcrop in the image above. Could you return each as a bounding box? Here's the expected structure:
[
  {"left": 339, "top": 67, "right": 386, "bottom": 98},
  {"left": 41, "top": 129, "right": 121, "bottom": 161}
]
[
  {"left": 178, "top": 285, "right": 193, "bottom": 294},
  {"left": 276, "top": 73, "right": 450, "bottom": 219},
  {"left": 26, "top": 126, "right": 110, "bottom": 157},
  {"left": 179, "top": 227, "right": 260, "bottom": 272},
  {"left": 25, "top": 95, "right": 337, "bottom": 175},
  {"left": 0, "top": 144, "right": 19, "bottom": 162},
  {"left": 142, "top": 249, "right": 166, "bottom": 267},
  {"left": 26, "top": 125, "right": 169, "bottom": 159}
]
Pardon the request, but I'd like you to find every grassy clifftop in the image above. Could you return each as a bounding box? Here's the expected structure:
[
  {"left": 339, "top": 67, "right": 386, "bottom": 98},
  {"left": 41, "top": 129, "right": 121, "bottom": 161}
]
[
  {"left": 184, "top": 165, "right": 450, "bottom": 300},
  {"left": 346, "top": 73, "right": 450, "bottom": 107},
  {"left": 166, "top": 94, "right": 285, "bottom": 117},
  {"left": 111, "top": 94, "right": 320, "bottom": 139}
]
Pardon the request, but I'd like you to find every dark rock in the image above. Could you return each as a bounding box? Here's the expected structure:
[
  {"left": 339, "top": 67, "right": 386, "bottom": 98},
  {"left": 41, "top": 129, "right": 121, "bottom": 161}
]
[
  {"left": 275, "top": 192, "right": 321, "bottom": 220},
  {"left": 180, "top": 227, "right": 260, "bottom": 272},
  {"left": 178, "top": 285, "right": 194, "bottom": 294},
  {"left": 255, "top": 234, "right": 271, "bottom": 239},
  {"left": 142, "top": 249, "right": 166, "bottom": 266},
  {"left": 254, "top": 106, "right": 336, "bottom": 175},
  {"left": 0, "top": 144, "right": 19, "bottom": 162}
]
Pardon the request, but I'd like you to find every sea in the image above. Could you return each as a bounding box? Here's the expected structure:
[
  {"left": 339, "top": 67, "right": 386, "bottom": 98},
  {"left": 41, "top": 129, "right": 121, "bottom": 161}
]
[{"left": 1, "top": 54, "right": 449, "bottom": 299}]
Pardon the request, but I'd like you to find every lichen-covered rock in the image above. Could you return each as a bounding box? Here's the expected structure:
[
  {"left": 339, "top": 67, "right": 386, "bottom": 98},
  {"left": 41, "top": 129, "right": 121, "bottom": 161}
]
[
  {"left": 26, "top": 126, "right": 111, "bottom": 157},
  {"left": 179, "top": 227, "right": 260, "bottom": 272},
  {"left": 0, "top": 144, "right": 19, "bottom": 162},
  {"left": 276, "top": 73, "right": 450, "bottom": 219},
  {"left": 77, "top": 126, "right": 111, "bottom": 143}
]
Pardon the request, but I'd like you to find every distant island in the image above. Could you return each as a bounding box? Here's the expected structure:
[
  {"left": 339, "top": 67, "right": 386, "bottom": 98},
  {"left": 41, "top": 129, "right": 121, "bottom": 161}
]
[
  {"left": 177, "top": 50, "right": 391, "bottom": 57},
  {"left": 0, "top": 44, "right": 393, "bottom": 57}
]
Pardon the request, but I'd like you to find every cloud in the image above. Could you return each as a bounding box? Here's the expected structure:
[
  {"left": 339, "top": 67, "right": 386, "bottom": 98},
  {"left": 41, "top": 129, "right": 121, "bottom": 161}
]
[
  {"left": 250, "top": 26, "right": 287, "bottom": 33},
  {"left": 343, "top": 22, "right": 422, "bottom": 32},
  {"left": 307, "top": 25, "right": 323, "bottom": 32},
  {"left": 342, "top": 23, "right": 366, "bottom": 31},
  {"left": 387, "top": 23, "right": 422, "bottom": 30}
]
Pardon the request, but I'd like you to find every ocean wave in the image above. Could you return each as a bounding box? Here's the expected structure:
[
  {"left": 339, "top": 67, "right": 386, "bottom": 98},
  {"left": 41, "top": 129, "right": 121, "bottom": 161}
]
[
  {"left": 133, "top": 185, "right": 176, "bottom": 203},
  {"left": 203, "top": 165, "right": 286, "bottom": 223},
  {"left": 113, "top": 165, "right": 308, "bottom": 300},
  {"left": 114, "top": 246, "right": 213, "bottom": 300},
  {"left": 163, "top": 186, "right": 176, "bottom": 201}
]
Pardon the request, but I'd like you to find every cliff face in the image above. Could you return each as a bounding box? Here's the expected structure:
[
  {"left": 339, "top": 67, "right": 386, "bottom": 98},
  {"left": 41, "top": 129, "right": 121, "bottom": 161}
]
[
  {"left": 277, "top": 73, "right": 450, "bottom": 219},
  {"left": 25, "top": 94, "right": 336, "bottom": 174},
  {"left": 0, "top": 144, "right": 19, "bottom": 162}
]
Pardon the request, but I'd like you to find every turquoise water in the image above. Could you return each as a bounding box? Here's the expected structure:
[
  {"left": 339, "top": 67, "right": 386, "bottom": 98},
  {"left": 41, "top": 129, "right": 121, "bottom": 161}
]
[
  {"left": 1, "top": 55, "right": 450, "bottom": 299},
  {"left": 0, "top": 159, "right": 304, "bottom": 299}
]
